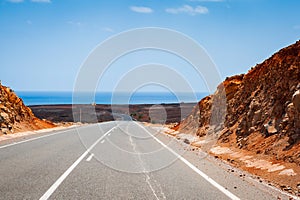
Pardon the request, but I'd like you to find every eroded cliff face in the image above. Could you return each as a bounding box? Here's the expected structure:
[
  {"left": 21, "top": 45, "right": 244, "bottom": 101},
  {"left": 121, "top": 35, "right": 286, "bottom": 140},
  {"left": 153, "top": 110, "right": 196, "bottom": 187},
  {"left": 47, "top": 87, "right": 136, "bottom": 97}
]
[
  {"left": 0, "top": 84, "right": 54, "bottom": 134},
  {"left": 177, "top": 40, "right": 300, "bottom": 164}
]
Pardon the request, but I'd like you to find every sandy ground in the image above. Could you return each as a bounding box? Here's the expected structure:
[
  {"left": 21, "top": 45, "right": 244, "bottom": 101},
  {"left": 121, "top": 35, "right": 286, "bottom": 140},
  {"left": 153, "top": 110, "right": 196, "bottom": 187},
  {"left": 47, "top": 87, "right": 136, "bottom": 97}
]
[
  {"left": 160, "top": 125, "right": 300, "bottom": 197},
  {"left": 208, "top": 145, "right": 300, "bottom": 196}
]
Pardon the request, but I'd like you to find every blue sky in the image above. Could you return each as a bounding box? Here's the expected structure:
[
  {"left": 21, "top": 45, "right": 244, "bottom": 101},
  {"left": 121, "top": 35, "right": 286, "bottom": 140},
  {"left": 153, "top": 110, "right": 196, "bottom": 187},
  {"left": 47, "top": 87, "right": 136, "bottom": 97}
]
[{"left": 0, "top": 0, "right": 299, "bottom": 92}]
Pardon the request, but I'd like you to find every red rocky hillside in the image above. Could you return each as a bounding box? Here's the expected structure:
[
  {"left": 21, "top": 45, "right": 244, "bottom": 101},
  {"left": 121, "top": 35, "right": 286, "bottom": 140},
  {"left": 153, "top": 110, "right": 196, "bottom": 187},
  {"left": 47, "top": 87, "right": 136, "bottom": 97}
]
[
  {"left": 177, "top": 40, "right": 300, "bottom": 164},
  {"left": 0, "top": 83, "right": 54, "bottom": 135}
]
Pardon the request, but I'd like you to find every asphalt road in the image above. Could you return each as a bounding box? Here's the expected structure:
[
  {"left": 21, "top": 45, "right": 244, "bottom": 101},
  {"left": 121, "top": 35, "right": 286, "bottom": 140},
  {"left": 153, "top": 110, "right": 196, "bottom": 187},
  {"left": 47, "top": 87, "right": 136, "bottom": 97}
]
[{"left": 0, "top": 121, "right": 296, "bottom": 200}]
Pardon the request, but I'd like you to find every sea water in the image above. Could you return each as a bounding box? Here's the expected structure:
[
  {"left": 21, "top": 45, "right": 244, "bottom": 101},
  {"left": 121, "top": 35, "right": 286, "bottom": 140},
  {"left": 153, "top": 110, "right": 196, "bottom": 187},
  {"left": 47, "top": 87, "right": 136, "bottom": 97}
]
[{"left": 16, "top": 91, "right": 207, "bottom": 106}]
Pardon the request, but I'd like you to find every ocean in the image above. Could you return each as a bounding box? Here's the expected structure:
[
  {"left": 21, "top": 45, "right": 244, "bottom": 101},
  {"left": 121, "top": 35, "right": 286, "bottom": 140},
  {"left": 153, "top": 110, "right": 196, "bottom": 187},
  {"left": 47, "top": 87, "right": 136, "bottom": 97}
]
[{"left": 16, "top": 91, "right": 207, "bottom": 106}]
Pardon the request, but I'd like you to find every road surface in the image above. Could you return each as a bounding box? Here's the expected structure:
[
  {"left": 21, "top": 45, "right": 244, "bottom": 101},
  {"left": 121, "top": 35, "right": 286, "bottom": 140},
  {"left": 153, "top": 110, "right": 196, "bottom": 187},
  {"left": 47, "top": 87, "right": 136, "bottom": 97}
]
[{"left": 0, "top": 121, "right": 296, "bottom": 199}]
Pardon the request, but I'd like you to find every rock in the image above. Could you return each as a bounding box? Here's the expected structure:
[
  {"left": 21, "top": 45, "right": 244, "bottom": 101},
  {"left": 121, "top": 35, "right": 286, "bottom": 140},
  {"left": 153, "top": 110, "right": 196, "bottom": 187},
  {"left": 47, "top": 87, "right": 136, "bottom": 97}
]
[
  {"left": 284, "top": 186, "right": 292, "bottom": 191},
  {"left": 252, "top": 110, "right": 262, "bottom": 125},
  {"left": 287, "top": 103, "right": 296, "bottom": 121},
  {"left": 263, "top": 119, "right": 278, "bottom": 136},
  {"left": 279, "top": 169, "right": 297, "bottom": 176},
  {"left": 183, "top": 138, "right": 190, "bottom": 144},
  {"left": 251, "top": 99, "right": 259, "bottom": 108},
  {"left": 15, "top": 115, "right": 21, "bottom": 122},
  {"left": 237, "top": 137, "right": 247, "bottom": 148},
  {"left": 1, "top": 128, "right": 9, "bottom": 134},
  {"left": 280, "top": 185, "right": 286, "bottom": 189},
  {"left": 0, "top": 112, "right": 9, "bottom": 121},
  {"left": 249, "top": 127, "right": 256, "bottom": 133},
  {"left": 267, "top": 125, "right": 278, "bottom": 135},
  {"left": 293, "top": 89, "right": 300, "bottom": 113}
]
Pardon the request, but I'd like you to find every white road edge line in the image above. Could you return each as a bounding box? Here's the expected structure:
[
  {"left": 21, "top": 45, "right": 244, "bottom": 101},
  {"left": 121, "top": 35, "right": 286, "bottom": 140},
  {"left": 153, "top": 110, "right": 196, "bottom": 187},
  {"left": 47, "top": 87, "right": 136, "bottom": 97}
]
[
  {"left": 39, "top": 126, "right": 116, "bottom": 200},
  {"left": 0, "top": 128, "right": 76, "bottom": 150},
  {"left": 134, "top": 122, "right": 240, "bottom": 200},
  {"left": 86, "top": 153, "right": 94, "bottom": 162}
]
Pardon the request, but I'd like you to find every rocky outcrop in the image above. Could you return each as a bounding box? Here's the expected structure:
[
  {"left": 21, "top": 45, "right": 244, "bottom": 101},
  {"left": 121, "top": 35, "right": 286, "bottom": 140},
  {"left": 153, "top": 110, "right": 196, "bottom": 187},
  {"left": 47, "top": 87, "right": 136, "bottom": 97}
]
[
  {"left": 176, "top": 74, "right": 243, "bottom": 137},
  {"left": 175, "top": 95, "right": 212, "bottom": 137},
  {"left": 0, "top": 84, "right": 54, "bottom": 134},
  {"left": 177, "top": 40, "right": 300, "bottom": 164}
]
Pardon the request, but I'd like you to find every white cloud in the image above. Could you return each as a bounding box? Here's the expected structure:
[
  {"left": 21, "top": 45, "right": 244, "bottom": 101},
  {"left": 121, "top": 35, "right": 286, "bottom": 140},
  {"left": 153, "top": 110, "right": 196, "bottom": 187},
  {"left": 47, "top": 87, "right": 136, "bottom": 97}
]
[
  {"left": 6, "top": 0, "right": 24, "bottom": 3},
  {"left": 166, "top": 5, "right": 208, "bottom": 15},
  {"left": 31, "top": 0, "right": 51, "bottom": 3},
  {"left": 130, "top": 6, "right": 153, "bottom": 14},
  {"left": 67, "top": 21, "right": 82, "bottom": 27},
  {"left": 103, "top": 27, "right": 114, "bottom": 33},
  {"left": 293, "top": 25, "right": 300, "bottom": 30}
]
